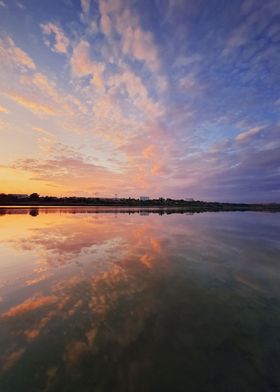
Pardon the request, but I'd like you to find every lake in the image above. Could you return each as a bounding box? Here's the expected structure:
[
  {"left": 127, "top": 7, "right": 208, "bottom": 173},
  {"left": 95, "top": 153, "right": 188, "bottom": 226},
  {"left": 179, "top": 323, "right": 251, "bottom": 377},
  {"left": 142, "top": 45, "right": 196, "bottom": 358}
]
[{"left": 0, "top": 207, "right": 279, "bottom": 392}]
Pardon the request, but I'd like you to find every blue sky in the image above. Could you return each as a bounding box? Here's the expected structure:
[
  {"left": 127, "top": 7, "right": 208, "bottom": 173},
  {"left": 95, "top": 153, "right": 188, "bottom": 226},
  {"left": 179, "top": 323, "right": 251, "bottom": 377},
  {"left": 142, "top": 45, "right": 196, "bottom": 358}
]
[{"left": 0, "top": 0, "right": 279, "bottom": 201}]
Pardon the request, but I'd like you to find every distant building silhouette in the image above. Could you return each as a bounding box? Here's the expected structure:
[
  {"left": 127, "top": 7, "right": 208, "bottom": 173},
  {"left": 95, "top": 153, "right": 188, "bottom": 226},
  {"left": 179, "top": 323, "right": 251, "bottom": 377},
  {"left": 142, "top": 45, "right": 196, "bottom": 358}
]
[
  {"left": 10, "top": 194, "right": 28, "bottom": 199},
  {"left": 140, "top": 196, "right": 149, "bottom": 201}
]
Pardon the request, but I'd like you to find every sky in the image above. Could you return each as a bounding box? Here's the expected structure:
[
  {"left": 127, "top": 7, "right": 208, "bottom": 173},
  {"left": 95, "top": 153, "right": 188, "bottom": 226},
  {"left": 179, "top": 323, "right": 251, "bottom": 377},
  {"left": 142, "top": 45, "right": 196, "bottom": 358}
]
[{"left": 0, "top": 0, "right": 279, "bottom": 202}]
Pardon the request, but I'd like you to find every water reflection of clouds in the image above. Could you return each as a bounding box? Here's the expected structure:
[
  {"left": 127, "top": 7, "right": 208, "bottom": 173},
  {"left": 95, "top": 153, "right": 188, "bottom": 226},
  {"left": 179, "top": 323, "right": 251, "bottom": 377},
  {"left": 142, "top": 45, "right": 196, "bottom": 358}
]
[
  {"left": 0, "top": 260, "right": 160, "bottom": 378},
  {"left": 0, "top": 210, "right": 172, "bottom": 380},
  {"left": 0, "top": 214, "right": 131, "bottom": 295},
  {"left": 1, "top": 211, "right": 279, "bottom": 298},
  {"left": 0, "top": 211, "right": 279, "bottom": 390}
]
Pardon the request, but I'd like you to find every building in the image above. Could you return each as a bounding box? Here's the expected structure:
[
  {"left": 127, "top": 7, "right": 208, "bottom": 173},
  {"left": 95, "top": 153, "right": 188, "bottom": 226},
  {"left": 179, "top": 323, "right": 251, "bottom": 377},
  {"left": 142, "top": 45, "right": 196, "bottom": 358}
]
[
  {"left": 10, "top": 194, "right": 28, "bottom": 199},
  {"left": 140, "top": 196, "right": 149, "bottom": 201},
  {"left": 185, "top": 198, "right": 194, "bottom": 202}
]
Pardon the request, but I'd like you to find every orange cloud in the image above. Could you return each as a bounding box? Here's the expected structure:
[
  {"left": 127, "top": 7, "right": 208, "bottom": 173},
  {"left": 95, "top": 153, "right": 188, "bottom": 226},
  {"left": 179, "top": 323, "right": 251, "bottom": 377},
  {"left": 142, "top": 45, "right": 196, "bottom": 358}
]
[
  {"left": 1, "top": 349, "right": 25, "bottom": 373},
  {"left": 0, "top": 105, "right": 9, "bottom": 114},
  {"left": 24, "top": 310, "right": 56, "bottom": 342},
  {"left": 1, "top": 295, "right": 57, "bottom": 319},
  {"left": 142, "top": 144, "right": 155, "bottom": 159},
  {"left": 2, "top": 91, "right": 57, "bottom": 116},
  {"left": 32, "top": 126, "right": 48, "bottom": 134},
  {"left": 9, "top": 149, "right": 124, "bottom": 196},
  {"left": 151, "top": 162, "right": 169, "bottom": 175},
  {"left": 139, "top": 253, "right": 154, "bottom": 268},
  {"left": 20, "top": 72, "right": 86, "bottom": 116},
  {"left": 150, "top": 238, "right": 162, "bottom": 253},
  {"left": 0, "top": 36, "right": 36, "bottom": 70},
  {"left": 25, "top": 274, "right": 51, "bottom": 287}
]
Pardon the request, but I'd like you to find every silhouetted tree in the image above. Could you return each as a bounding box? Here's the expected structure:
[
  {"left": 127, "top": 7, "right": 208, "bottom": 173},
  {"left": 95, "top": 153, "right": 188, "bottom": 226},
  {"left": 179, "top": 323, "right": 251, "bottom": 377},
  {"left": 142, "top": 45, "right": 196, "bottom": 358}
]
[
  {"left": 0, "top": 193, "right": 8, "bottom": 201},
  {"left": 29, "top": 193, "right": 40, "bottom": 201}
]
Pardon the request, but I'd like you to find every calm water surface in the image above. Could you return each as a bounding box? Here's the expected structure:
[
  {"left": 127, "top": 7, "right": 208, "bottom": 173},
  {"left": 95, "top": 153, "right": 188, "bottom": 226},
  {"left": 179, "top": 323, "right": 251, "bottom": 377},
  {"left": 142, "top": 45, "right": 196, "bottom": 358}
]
[{"left": 0, "top": 207, "right": 279, "bottom": 392}]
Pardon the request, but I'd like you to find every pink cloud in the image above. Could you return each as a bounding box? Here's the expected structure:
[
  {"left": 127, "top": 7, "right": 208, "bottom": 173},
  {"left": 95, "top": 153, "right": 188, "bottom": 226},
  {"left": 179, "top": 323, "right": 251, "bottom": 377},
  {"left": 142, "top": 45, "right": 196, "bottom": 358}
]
[
  {"left": 108, "top": 66, "right": 163, "bottom": 118},
  {"left": 116, "top": 8, "right": 160, "bottom": 73},
  {"left": 98, "top": 0, "right": 122, "bottom": 36},
  {"left": 41, "top": 22, "right": 69, "bottom": 54},
  {"left": 70, "top": 40, "right": 105, "bottom": 92},
  {"left": 235, "top": 126, "right": 265, "bottom": 143}
]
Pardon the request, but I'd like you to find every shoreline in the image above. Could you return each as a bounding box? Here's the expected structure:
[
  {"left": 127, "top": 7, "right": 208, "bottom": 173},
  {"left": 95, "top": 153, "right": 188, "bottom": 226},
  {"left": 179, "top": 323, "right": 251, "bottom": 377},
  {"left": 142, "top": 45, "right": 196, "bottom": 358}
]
[{"left": 0, "top": 203, "right": 280, "bottom": 214}]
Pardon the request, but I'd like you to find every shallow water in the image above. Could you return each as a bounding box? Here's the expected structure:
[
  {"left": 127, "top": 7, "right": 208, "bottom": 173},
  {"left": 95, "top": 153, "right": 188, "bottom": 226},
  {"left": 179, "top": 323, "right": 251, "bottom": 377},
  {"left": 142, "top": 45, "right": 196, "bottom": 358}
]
[{"left": 0, "top": 207, "right": 279, "bottom": 392}]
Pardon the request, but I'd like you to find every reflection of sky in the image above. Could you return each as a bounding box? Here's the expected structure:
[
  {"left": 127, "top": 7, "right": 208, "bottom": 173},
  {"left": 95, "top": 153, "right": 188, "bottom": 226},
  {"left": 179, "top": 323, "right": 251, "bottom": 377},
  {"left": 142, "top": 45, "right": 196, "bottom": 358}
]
[
  {"left": 0, "top": 210, "right": 279, "bottom": 299},
  {"left": 0, "top": 1, "right": 280, "bottom": 201},
  {"left": 0, "top": 210, "right": 280, "bottom": 391}
]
